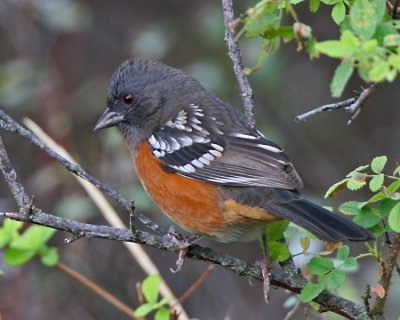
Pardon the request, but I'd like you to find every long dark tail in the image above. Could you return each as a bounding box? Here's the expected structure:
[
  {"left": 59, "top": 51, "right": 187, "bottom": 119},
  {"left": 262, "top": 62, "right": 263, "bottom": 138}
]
[{"left": 266, "top": 197, "right": 372, "bottom": 242}]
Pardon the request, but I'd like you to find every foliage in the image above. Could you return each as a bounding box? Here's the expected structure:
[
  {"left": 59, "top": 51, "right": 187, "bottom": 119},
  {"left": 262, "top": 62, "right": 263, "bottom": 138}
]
[
  {"left": 300, "top": 156, "right": 400, "bottom": 302},
  {"left": 134, "top": 274, "right": 171, "bottom": 320},
  {"left": 238, "top": 0, "right": 400, "bottom": 97},
  {"left": 0, "top": 219, "right": 59, "bottom": 267}
]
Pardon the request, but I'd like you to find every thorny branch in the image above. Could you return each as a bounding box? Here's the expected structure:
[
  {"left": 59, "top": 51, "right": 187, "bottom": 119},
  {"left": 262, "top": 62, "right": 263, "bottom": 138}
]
[
  {"left": 221, "top": 0, "right": 256, "bottom": 128},
  {"left": 295, "top": 84, "right": 376, "bottom": 125},
  {"left": 0, "top": 110, "right": 385, "bottom": 320}
]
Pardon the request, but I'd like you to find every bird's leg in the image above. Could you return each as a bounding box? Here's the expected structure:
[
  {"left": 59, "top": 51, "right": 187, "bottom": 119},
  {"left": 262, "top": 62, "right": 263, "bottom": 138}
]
[
  {"left": 168, "top": 226, "right": 203, "bottom": 273},
  {"left": 259, "top": 233, "right": 271, "bottom": 303}
]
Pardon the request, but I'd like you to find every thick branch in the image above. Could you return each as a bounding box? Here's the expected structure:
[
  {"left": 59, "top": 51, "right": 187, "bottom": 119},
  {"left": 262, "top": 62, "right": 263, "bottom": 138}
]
[
  {"left": 295, "top": 84, "right": 375, "bottom": 125},
  {"left": 221, "top": 0, "right": 256, "bottom": 127}
]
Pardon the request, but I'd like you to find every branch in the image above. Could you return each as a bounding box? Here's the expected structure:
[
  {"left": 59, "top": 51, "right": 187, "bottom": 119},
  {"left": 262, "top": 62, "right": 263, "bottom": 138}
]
[
  {"left": 372, "top": 233, "right": 400, "bottom": 315},
  {"left": 295, "top": 84, "right": 376, "bottom": 125},
  {"left": 0, "top": 110, "right": 384, "bottom": 319},
  {"left": 221, "top": 0, "right": 256, "bottom": 127}
]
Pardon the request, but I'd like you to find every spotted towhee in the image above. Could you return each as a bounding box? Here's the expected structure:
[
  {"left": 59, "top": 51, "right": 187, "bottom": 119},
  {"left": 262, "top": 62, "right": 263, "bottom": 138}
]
[{"left": 94, "top": 57, "right": 371, "bottom": 244}]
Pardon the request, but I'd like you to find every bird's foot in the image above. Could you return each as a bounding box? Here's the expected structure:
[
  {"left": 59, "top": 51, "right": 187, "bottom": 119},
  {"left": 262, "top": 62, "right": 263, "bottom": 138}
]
[{"left": 168, "top": 226, "right": 203, "bottom": 273}]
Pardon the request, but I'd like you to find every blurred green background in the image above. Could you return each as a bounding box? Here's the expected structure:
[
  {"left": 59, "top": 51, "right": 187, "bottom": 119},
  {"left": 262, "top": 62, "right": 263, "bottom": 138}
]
[{"left": 0, "top": 0, "right": 399, "bottom": 319}]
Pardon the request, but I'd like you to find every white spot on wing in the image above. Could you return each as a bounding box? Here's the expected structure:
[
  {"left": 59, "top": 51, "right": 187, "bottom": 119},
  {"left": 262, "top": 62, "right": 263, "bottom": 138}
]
[
  {"left": 209, "top": 149, "right": 222, "bottom": 157},
  {"left": 230, "top": 133, "right": 258, "bottom": 139},
  {"left": 257, "top": 144, "right": 282, "bottom": 153},
  {"left": 211, "top": 143, "right": 224, "bottom": 152}
]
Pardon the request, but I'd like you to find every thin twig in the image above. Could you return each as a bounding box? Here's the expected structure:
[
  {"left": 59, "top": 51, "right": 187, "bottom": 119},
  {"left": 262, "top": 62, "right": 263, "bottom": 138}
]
[
  {"left": 283, "top": 300, "right": 301, "bottom": 320},
  {"left": 221, "top": 0, "right": 256, "bottom": 127},
  {"left": 56, "top": 262, "right": 137, "bottom": 319},
  {"left": 362, "top": 284, "right": 371, "bottom": 313},
  {"left": 295, "top": 84, "right": 375, "bottom": 125},
  {"left": 176, "top": 265, "right": 216, "bottom": 304}
]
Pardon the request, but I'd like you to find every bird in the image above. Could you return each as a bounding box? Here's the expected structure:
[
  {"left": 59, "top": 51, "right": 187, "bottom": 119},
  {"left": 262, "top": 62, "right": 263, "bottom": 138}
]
[{"left": 94, "top": 57, "right": 371, "bottom": 245}]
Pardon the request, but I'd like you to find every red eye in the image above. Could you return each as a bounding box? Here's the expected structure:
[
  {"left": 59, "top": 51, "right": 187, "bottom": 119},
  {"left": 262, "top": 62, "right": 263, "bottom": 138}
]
[{"left": 123, "top": 93, "right": 134, "bottom": 105}]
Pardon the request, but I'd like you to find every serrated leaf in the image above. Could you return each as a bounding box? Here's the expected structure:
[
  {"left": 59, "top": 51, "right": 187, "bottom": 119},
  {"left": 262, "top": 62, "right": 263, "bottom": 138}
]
[
  {"left": 368, "top": 192, "right": 387, "bottom": 203},
  {"left": 325, "top": 179, "right": 349, "bottom": 198},
  {"left": 371, "top": 156, "right": 387, "bottom": 174},
  {"left": 369, "top": 223, "right": 385, "bottom": 236},
  {"left": 327, "top": 269, "right": 346, "bottom": 289},
  {"left": 134, "top": 303, "right": 157, "bottom": 317},
  {"left": 300, "top": 237, "right": 310, "bottom": 251},
  {"left": 155, "top": 307, "right": 170, "bottom": 320},
  {"left": 384, "top": 34, "right": 400, "bottom": 47},
  {"left": 266, "top": 220, "right": 289, "bottom": 242},
  {"left": 4, "top": 247, "right": 36, "bottom": 266},
  {"left": 388, "top": 202, "right": 400, "bottom": 232},
  {"left": 332, "top": 2, "right": 346, "bottom": 25},
  {"left": 339, "top": 201, "right": 365, "bottom": 215},
  {"left": 369, "top": 61, "right": 390, "bottom": 82},
  {"left": 361, "top": 39, "right": 378, "bottom": 53},
  {"left": 337, "top": 245, "right": 349, "bottom": 260},
  {"left": 307, "top": 257, "right": 334, "bottom": 275},
  {"left": 268, "top": 241, "right": 291, "bottom": 262},
  {"left": 316, "top": 41, "right": 355, "bottom": 58},
  {"left": 142, "top": 275, "right": 161, "bottom": 304},
  {"left": 347, "top": 178, "right": 366, "bottom": 190},
  {"left": 330, "top": 59, "right": 354, "bottom": 97},
  {"left": 353, "top": 206, "right": 381, "bottom": 228},
  {"left": 310, "top": 0, "right": 321, "bottom": 12},
  {"left": 369, "top": 174, "right": 384, "bottom": 192},
  {"left": 299, "top": 281, "right": 325, "bottom": 302},
  {"left": 350, "top": 0, "right": 378, "bottom": 39}
]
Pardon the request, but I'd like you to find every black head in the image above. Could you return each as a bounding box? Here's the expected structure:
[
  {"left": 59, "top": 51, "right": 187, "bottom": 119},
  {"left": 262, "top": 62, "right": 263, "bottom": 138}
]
[{"left": 94, "top": 58, "right": 207, "bottom": 149}]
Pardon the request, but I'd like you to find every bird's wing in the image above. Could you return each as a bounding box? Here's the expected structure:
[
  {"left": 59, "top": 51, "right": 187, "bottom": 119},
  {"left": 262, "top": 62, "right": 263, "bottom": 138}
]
[{"left": 147, "top": 103, "right": 303, "bottom": 190}]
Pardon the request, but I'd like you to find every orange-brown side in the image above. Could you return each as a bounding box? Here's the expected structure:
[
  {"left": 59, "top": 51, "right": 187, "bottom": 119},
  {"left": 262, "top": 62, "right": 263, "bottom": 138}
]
[{"left": 133, "top": 141, "right": 280, "bottom": 236}]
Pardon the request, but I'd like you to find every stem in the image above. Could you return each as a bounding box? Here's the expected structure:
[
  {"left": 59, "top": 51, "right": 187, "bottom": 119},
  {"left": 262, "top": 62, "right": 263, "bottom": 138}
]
[{"left": 56, "top": 262, "right": 136, "bottom": 319}]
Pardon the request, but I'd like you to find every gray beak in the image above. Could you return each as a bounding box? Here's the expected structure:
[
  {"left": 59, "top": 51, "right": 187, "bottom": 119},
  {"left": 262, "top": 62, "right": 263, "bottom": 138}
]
[{"left": 94, "top": 108, "right": 125, "bottom": 131}]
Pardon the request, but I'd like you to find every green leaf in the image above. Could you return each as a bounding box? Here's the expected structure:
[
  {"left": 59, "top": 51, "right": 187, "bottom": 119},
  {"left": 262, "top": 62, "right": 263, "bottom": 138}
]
[
  {"left": 337, "top": 245, "right": 349, "bottom": 260},
  {"left": 384, "top": 34, "right": 400, "bottom": 47},
  {"left": 371, "top": 156, "right": 387, "bottom": 174},
  {"left": 341, "top": 257, "right": 359, "bottom": 271},
  {"left": 369, "top": 174, "right": 384, "bottom": 192},
  {"left": 368, "top": 192, "right": 387, "bottom": 203},
  {"left": 152, "top": 297, "right": 170, "bottom": 310},
  {"left": 268, "top": 241, "right": 291, "bottom": 262},
  {"left": 10, "top": 225, "right": 56, "bottom": 251},
  {"left": 0, "top": 219, "right": 23, "bottom": 248},
  {"left": 315, "top": 40, "right": 355, "bottom": 58},
  {"left": 347, "top": 164, "right": 369, "bottom": 177},
  {"left": 347, "top": 178, "right": 366, "bottom": 190},
  {"left": 330, "top": 59, "right": 354, "bottom": 97},
  {"left": 155, "top": 307, "right": 170, "bottom": 320},
  {"left": 350, "top": 0, "right": 378, "bottom": 39},
  {"left": 299, "top": 281, "right": 325, "bottom": 302},
  {"left": 369, "top": 60, "right": 390, "bottom": 82},
  {"left": 332, "top": 2, "right": 346, "bottom": 25},
  {"left": 361, "top": 39, "right": 378, "bottom": 53},
  {"left": 142, "top": 274, "right": 161, "bottom": 304},
  {"left": 325, "top": 179, "right": 349, "bottom": 198},
  {"left": 388, "top": 202, "right": 400, "bottom": 232},
  {"left": 245, "top": 11, "right": 280, "bottom": 38},
  {"left": 310, "top": 0, "right": 321, "bottom": 12},
  {"left": 387, "top": 179, "right": 400, "bottom": 193},
  {"left": 327, "top": 269, "right": 346, "bottom": 289},
  {"left": 353, "top": 206, "right": 381, "bottom": 228},
  {"left": 266, "top": 220, "right": 289, "bottom": 242},
  {"left": 39, "top": 246, "right": 59, "bottom": 267},
  {"left": 339, "top": 201, "right": 365, "bottom": 215},
  {"left": 4, "top": 247, "right": 36, "bottom": 266},
  {"left": 380, "top": 199, "right": 399, "bottom": 217},
  {"left": 134, "top": 303, "right": 157, "bottom": 317},
  {"left": 307, "top": 257, "right": 334, "bottom": 275},
  {"left": 394, "top": 165, "right": 400, "bottom": 177}
]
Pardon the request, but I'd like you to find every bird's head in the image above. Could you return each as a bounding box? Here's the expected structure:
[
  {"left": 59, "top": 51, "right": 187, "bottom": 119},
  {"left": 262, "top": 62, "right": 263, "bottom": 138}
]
[{"left": 94, "top": 57, "right": 206, "bottom": 149}]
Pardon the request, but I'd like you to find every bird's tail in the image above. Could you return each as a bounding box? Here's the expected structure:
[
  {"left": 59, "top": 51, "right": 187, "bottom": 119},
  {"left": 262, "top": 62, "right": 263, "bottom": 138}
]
[{"left": 266, "top": 198, "right": 372, "bottom": 242}]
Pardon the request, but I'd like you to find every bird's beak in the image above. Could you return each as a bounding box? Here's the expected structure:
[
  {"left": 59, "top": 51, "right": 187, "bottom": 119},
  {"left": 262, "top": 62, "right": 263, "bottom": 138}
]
[{"left": 94, "top": 108, "right": 125, "bottom": 131}]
